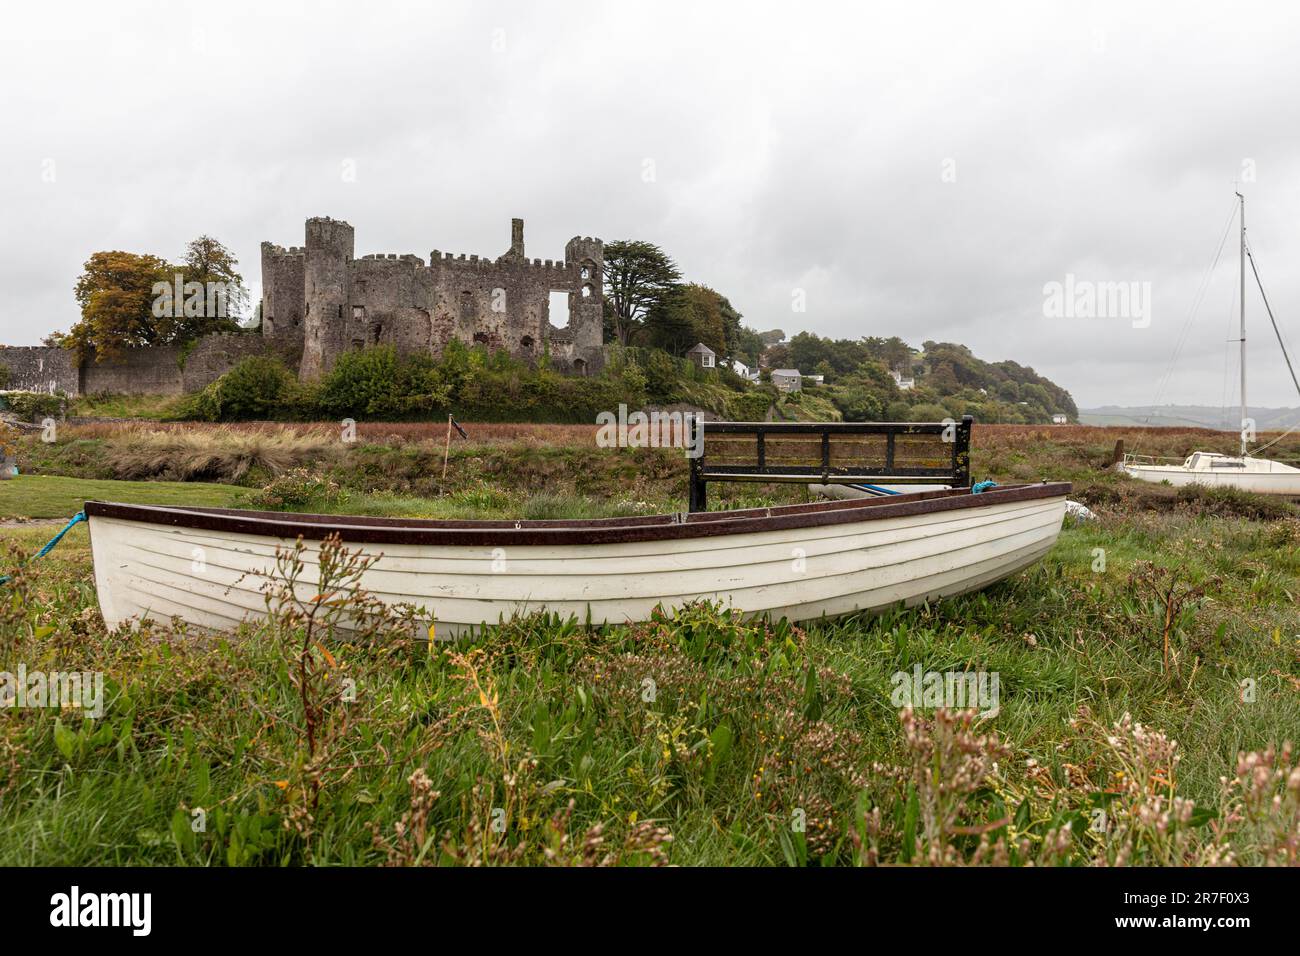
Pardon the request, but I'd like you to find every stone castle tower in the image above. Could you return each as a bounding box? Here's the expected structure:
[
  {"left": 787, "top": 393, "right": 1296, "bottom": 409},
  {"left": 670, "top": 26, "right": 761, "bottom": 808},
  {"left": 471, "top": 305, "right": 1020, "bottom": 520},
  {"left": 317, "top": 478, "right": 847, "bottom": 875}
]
[{"left": 260, "top": 216, "right": 604, "bottom": 380}]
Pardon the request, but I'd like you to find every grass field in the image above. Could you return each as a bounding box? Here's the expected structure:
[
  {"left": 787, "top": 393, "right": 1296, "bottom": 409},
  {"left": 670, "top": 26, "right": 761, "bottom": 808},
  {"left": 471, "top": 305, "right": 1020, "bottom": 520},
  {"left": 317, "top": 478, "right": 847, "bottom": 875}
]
[
  {"left": 0, "top": 422, "right": 1297, "bottom": 866},
  {"left": 0, "top": 475, "right": 243, "bottom": 520}
]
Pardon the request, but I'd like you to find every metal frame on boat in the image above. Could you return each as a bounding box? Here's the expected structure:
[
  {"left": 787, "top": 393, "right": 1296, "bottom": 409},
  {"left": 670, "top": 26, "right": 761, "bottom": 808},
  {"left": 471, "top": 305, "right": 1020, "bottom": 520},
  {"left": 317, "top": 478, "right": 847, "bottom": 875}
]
[{"left": 688, "top": 416, "right": 972, "bottom": 511}]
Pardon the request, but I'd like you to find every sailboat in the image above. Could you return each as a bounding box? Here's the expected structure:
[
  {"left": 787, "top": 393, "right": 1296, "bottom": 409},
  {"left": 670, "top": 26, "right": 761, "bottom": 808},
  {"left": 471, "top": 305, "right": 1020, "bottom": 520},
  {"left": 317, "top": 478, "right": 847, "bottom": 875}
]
[{"left": 1122, "top": 192, "right": 1300, "bottom": 495}]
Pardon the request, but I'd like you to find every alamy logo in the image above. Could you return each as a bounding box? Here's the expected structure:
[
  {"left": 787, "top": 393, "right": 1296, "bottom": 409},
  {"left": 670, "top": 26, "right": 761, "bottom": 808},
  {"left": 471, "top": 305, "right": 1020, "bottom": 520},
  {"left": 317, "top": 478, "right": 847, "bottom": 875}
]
[
  {"left": 0, "top": 665, "right": 104, "bottom": 718},
  {"left": 151, "top": 273, "right": 235, "bottom": 318},
  {"left": 596, "top": 404, "right": 704, "bottom": 458},
  {"left": 49, "top": 886, "right": 151, "bottom": 936},
  {"left": 1043, "top": 273, "right": 1151, "bottom": 328},
  {"left": 890, "top": 664, "right": 1000, "bottom": 718}
]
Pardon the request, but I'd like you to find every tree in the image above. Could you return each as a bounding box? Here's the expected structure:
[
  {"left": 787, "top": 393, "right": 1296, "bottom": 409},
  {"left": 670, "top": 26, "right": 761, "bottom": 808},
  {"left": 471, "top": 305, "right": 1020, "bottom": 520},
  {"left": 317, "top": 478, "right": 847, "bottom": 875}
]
[
  {"left": 67, "top": 251, "right": 174, "bottom": 360},
  {"left": 730, "top": 324, "right": 765, "bottom": 367},
  {"left": 180, "top": 235, "right": 250, "bottom": 326},
  {"left": 787, "top": 331, "right": 869, "bottom": 376},
  {"left": 645, "top": 283, "right": 728, "bottom": 356},
  {"left": 601, "top": 240, "right": 682, "bottom": 346},
  {"left": 830, "top": 360, "right": 900, "bottom": 421},
  {"left": 758, "top": 329, "right": 786, "bottom": 346},
  {"left": 64, "top": 236, "right": 247, "bottom": 361}
]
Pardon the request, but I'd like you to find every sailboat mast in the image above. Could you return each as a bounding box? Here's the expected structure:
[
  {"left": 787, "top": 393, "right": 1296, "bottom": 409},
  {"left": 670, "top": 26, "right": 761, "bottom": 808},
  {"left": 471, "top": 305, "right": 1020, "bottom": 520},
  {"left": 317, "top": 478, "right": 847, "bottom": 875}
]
[{"left": 1238, "top": 191, "right": 1247, "bottom": 457}]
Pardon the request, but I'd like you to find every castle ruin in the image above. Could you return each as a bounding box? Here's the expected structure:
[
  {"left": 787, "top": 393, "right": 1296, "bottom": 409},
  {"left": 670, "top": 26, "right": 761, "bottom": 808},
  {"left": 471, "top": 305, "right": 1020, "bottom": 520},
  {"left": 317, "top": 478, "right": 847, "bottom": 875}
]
[
  {"left": 0, "top": 215, "right": 606, "bottom": 397},
  {"left": 261, "top": 216, "right": 605, "bottom": 379}
]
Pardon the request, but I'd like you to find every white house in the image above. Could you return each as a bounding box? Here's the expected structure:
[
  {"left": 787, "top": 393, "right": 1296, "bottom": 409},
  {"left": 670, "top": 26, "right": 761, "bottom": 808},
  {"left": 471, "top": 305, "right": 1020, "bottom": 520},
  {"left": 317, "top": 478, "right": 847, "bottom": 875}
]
[
  {"left": 728, "top": 358, "right": 760, "bottom": 382},
  {"left": 771, "top": 369, "right": 802, "bottom": 392},
  {"left": 804, "top": 374, "right": 825, "bottom": 385},
  {"left": 1052, "top": 414, "right": 1069, "bottom": 425},
  {"left": 890, "top": 368, "right": 915, "bottom": 391}
]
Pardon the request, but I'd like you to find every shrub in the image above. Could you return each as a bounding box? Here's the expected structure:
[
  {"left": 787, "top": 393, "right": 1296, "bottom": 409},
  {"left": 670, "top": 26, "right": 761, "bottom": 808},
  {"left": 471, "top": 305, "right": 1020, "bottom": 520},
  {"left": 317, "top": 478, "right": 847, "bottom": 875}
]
[
  {"left": 180, "top": 356, "right": 297, "bottom": 421},
  {"left": 242, "top": 468, "right": 350, "bottom": 511},
  {"left": 906, "top": 402, "right": 952, "bottom": 422},
  {"left": 2, "top": 391, "right": 66, "bottom": 421},
  {"left": 316, "top": 346, "right": 450, "bottom": 419},
  {"left": 726, "top": 387, "right": 774, "bottom": 422}
]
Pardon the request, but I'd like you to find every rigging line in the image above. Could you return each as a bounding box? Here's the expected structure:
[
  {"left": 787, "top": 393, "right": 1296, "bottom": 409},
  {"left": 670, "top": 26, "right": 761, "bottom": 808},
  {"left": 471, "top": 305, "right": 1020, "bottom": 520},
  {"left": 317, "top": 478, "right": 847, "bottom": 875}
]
[
  {"left": 1243, "top": 238, "right": 1300, "bottom": 454},
  {"left": 1136, "top": 198, "right": 1238, "bottom": 446}
]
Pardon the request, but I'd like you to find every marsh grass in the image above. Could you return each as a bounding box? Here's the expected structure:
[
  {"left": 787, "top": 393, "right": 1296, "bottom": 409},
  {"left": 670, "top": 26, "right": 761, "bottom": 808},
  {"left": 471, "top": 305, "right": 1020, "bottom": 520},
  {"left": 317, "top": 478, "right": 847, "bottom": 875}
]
[{"left": 0, "top": 492, "right": 1297, "bottom": 866}]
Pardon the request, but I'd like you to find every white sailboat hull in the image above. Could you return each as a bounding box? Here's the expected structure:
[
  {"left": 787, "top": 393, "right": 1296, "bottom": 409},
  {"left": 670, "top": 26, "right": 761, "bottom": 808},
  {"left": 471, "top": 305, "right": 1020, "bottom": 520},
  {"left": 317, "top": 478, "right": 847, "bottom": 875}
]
[
  {"left": 86, "top": 486, "right": 1069, "bottom": 637},
  {"left": 1123, "top": 455, "right": 1300, "bottom": 495}
]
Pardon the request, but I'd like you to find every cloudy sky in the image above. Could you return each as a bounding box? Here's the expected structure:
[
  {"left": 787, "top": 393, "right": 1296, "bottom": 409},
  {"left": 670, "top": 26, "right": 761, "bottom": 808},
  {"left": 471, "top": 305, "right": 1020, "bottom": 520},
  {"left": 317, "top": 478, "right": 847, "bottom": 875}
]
[{"left": 4, "top": 0, "right": 1300, "bottom": 408}]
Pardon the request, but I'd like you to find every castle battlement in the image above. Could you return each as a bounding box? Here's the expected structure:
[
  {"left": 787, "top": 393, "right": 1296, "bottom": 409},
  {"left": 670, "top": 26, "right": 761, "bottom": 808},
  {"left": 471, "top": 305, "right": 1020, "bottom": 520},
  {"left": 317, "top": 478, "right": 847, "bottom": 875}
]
[{"left": 261, "top": 215, "right": 605, "bottom": 381}]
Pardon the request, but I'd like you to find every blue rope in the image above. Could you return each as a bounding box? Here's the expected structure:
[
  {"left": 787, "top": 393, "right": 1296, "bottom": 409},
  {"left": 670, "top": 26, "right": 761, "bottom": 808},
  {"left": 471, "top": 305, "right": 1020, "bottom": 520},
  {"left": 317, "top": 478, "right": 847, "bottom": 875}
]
[
  {"left": 972, "top": 480, "right": 998, "bottom": 494},
  {"left": 847, "top": 482, "right": 902, "bottom": 496},
  {"left": 0, "top": 510, "right": 86, "bottom": 586}
]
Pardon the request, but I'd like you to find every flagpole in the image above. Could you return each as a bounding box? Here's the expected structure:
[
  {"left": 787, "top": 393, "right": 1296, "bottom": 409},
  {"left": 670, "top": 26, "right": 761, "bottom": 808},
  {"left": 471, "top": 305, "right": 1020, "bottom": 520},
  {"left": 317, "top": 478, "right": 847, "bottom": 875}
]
[{"left": 442, "top": 413, "right": 453, "bottom": 479}]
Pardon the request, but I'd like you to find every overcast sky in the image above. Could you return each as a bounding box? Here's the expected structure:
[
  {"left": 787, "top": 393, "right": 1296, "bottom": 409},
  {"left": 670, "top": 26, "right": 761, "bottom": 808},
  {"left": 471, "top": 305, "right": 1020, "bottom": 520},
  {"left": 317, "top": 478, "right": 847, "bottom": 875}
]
[{"left": 4, "top": 0, "right": 1300, "bottom": 408}]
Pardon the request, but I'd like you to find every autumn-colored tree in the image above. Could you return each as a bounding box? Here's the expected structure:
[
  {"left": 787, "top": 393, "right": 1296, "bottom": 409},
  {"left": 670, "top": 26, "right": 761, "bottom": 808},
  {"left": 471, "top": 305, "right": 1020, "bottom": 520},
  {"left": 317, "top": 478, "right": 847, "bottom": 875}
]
[
  {"left": 64, "top": 236, "right": 246, "bottom": 361},
  {"left": 67, "top": 251, "right": 174, "bottom": 360}
]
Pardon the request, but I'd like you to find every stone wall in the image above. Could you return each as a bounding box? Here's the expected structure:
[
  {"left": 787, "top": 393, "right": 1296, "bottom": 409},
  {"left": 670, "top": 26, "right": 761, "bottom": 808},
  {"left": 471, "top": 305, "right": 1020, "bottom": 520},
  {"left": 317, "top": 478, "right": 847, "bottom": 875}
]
[
  {"left": 0, "top": 347, "right": 79, "bottom": 394},
  {"left": 0, "top": 334, "right": 280, "bottom": 398}
]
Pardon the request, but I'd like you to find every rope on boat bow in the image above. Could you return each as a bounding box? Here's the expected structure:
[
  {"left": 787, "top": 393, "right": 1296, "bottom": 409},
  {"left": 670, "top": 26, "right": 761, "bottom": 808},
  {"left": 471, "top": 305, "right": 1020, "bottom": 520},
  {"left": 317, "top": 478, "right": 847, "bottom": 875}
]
[{"left": 0, "top": 510, "right": 86, "bottom": 586}]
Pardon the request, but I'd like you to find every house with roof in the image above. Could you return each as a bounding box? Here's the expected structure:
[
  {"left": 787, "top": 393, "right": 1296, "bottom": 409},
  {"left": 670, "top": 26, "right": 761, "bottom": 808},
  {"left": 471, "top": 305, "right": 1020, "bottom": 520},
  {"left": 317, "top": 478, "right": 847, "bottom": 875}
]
[
  {"left": 771, "top": 368, "right": 802, "bottom": 392},
  {"left": 890, "top": 368, "right": 915, "bottom": 391},
  {"left": 728, "top": 358, "right": 760, "bottom": 382},
  {"left": 686, "top": 342, "right": 716, "bottom": 369}
]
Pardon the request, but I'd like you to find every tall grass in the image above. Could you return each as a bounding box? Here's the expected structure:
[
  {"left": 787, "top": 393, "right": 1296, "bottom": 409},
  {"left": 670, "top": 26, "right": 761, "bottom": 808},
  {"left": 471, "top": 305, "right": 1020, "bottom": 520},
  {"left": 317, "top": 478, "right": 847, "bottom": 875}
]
[{"left": 0, "top": 503, "right": 1297, "bottom": 866}]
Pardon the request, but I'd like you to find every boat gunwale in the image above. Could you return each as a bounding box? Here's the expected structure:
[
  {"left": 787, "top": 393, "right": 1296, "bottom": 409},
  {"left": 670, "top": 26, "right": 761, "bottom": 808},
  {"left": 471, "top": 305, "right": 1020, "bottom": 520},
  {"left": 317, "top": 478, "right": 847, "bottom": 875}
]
[{"left": 84, "top": 482, "right": 1071, "bottom": 547}]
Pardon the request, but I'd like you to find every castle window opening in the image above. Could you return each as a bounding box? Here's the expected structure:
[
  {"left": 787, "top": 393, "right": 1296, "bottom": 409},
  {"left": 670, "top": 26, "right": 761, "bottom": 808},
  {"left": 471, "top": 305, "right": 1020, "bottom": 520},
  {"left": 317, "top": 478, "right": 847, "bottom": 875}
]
[
  {"left": 520, "top": 335, "right": 534, "bottom": 351},
  {"left": 580, "top": 266, "right": 590, "bottom": 280},
  {"left": 353, "top": 306, "right": 366, "bottom": 321},
  {"left": 473, "top": 331, "right": 490, "bottom": 345},
  {"left": 548, "top": 290, "right": 570, "bottom": 329},
  {"left": 581, "top": 284, "right": 593, "bottom": 298},
  {"left": 573, "top": 357, "right": 587, "bottom": 376}
]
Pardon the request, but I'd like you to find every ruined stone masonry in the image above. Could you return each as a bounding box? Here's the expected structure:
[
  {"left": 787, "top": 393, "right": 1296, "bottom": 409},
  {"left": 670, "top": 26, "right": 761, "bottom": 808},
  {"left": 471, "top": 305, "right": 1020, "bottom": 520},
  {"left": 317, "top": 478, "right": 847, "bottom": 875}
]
[
  {"left": 0, "top": 216, "right": 605, "bottom": 396},
  {"left": 264, "top": 215, "right": 605, "bottom": 381}
]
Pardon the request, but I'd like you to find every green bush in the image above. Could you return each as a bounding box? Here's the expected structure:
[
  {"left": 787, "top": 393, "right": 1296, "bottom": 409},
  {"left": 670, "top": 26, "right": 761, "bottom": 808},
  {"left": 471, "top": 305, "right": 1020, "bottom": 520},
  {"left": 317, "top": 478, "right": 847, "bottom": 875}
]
[
  {"left": 726, "top": 387, "right": 774, "bottom": 422},
  {"left": 241, "top": 469, "right": 350, "bottom": 511},
  {"left": 906, "top": 402, "right": 952, "bottom": 422},
  {"left": 316, "top": 346, "right": 450, "bottom": 419},
  {"left": 179, "top": 356, "right": 298, "bottom": 421},
  {"left": 2, "top": 391, "right": 66, "bottom": 420}
]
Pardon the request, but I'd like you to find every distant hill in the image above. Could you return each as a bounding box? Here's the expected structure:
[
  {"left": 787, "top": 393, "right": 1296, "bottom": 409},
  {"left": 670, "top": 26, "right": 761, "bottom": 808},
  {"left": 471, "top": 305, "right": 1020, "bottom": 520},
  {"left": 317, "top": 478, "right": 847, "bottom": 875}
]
[{"left": 1079, "top": 404, "right": 1300, "bottom": 431}]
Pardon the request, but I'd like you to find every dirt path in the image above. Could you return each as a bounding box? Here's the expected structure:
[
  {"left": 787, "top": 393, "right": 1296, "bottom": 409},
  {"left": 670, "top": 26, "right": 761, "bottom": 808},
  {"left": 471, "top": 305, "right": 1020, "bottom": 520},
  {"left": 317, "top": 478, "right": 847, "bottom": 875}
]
[{"left": 0, "top": 518, "right": 66, "bottom": 528}]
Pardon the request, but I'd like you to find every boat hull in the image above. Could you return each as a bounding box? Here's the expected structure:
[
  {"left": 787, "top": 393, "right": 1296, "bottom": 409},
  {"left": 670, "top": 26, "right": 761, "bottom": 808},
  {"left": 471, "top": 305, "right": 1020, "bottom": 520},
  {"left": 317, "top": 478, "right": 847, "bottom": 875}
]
[
  {"left": 1122, "top": 462, "right": 1300, "bottom": 495},
  {"left": 86, "top": 486, "right": 1069, "bottom": 637}
]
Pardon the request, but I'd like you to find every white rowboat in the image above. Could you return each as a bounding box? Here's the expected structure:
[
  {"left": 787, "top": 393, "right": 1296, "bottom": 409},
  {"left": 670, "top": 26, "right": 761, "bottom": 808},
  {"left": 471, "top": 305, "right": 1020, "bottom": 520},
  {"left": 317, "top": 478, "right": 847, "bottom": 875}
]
[{"left": 86, "top": 483, "right": 1069, "bottom": 637}]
